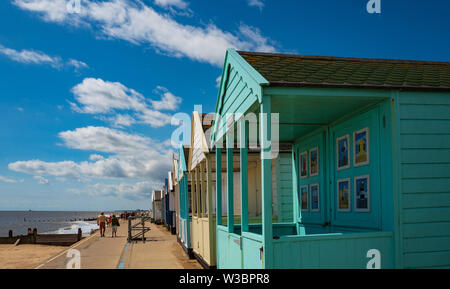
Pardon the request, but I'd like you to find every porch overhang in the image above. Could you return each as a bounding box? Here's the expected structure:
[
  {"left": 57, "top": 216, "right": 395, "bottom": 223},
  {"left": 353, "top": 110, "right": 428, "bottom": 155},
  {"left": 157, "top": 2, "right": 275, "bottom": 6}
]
[{"left": 267, "top": 87, "right": 392, "bottom": 142}]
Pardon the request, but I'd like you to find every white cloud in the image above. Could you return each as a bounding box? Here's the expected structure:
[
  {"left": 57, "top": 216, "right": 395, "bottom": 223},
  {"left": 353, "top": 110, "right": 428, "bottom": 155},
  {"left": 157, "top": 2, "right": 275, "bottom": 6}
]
[
  {"left": 11, "top": 160, "right": 80, "bottom": 178},
  {"left": 68, "top": 59, "right": 89, "bottom": 70},
  {"left": 151, "top": 86, "right": 182, "bottom": 111},
  {"left": 73, "top": 181, "right": 158, "bottom": 200},
  {"left": 59, "top": 126, "right": 153, "bottom": 154},
  {"left": 154, "top": 0, "right": 188, "bottom": 9},
  {"left": 0, "top": 43, "right": 88, "bottom": 70},
  {"left": 0, "top": 175, "right": 20, "bottom": 183},
  {"left": 13, "top": 0, "right": 70, "bottom": 22},
  {"left": 9, "top": 126, "right": 173, "bottom": 182},
  {"left": 12, "top": 0, "right": 276, "bottom": 66},
  {"left": 216, "top": 76, "right": 222, "bottom": 88},
  {"left": 137, "top": 109, "right": 173, "bottom": 128},
  {"left": 71, "top": 78, "right": 147, "bottom": 114},
  {"left": 70, "top": 78, "right": 180, "bottom": 128},
  {"left": 106, "top": 114, "right": 137, "bottom": 128},
  {"left": 247, "top": 0, "right": 265, "bottom": 10},
  {"left": 0, "top": 44, "right": 62, "bottom": 67},
  {"left": 55, "top": 177, "right": 68, "bottom": 183},
  {"left": 34, "top": 175, "right": 49, "bottom": 185},
  {"left": 238, "top": 24, "right": 274, "bottom": 52},
  {"left": 89, "top": 154, "right": 104, "bottom": 161}
]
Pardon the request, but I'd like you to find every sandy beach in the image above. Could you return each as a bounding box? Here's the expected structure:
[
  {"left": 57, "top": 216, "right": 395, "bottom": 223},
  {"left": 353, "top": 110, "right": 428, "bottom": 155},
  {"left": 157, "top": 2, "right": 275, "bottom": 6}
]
[{"left": 0, "top": 244, "right": 66, "bottom": 269}]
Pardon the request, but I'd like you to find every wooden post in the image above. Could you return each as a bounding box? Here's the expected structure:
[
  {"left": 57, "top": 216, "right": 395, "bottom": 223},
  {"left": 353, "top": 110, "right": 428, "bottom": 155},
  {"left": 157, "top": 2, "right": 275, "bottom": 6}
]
[
  {"left": 142, "top": 216, "right": 145, "bottom": 243},
  {"left": 77, "top": 228, "right": 82, "bottom": 241},
  {"left": 240, "top": 118, "right": 249, "bottom": 233},
  {"left": 206, "top": 154, "right": 215, "bottom": 260},
  {"left": 201, "top": 160, "right": 207, "bottom": 217},
  {"left": 292, "top": 149, "right": 301, "bottom": 233},
  {"left": 128, "top": 218, "right": 132, "bottom": 241},
  {"left": 226, "top": 130, "right": 234, "bottom": 233},
  {"left": 260, "top": 95, "right": 274, "bottom": 268},
  {"left": 196, "top": 167, "right": 201, "bottom": 218},
  {"left": 206, "top": 156, "right": 213, "bottom": 221},
  {"left": 190, "top": 172, "right": 193, "bottom": 218},
  {"left": 8, "top": 230, "right": 12, "bottom": 238},
  {"left": 192, "top": 170, "right": 197, "bottom": 217},
  {"left": 216, "top": 148, "right": 222, "bottom": 226},
  {"left": 199, "top": 163, "right": 203, "bottom": 217},
  {"left": 33, "top": 228, "right": 37, "bottom": 244}
]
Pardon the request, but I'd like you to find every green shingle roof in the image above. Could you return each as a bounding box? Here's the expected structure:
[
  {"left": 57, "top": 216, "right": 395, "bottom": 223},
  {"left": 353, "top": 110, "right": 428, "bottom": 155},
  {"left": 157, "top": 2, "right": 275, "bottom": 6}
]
[{"left": 237, "top": 51, "right": 450, "bottom": 91}]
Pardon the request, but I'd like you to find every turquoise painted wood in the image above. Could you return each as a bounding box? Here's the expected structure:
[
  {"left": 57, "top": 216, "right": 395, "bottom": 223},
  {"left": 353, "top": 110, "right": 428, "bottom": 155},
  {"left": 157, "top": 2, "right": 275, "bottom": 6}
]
[
  {"left": 226, "top": 133, "right": 234, "bottom": 233},
  {"left": 217, "top": 226, "right": 242, "bottom": 268},
  {"left": 210, "top": 49, "right": 450, "bottom": 269},
  {"left": 242, "top": 233, "right": 263, "bottom": 269},
  {"left": 260, "top": 94, "right": 274, "bottom": 268},
  {"left": 178, "top": 146, "right": 191, "bottom": 250},
  {"left": 398, "top": 91, "right": 450, "bottom": 269},
  {"left": 216, "top": 227, "right": 228, "bottom": 268},
  {"left": 272, "top": 232, "right": 394, "bottom": 269},
  {"left": 295, "top": 130, "right": 327, "bottom": 227},
  {"left": 274, "top": 154, "right": 293, "bottom": 222},
  {"left": 211, "top": 50, "right": 268, "bottom": 149},
  {"left": 216, "top": 148, "right": 222, "bottom": 226},
  {"left": 240, "top": 119, "right": 249, "bottom": 233}
]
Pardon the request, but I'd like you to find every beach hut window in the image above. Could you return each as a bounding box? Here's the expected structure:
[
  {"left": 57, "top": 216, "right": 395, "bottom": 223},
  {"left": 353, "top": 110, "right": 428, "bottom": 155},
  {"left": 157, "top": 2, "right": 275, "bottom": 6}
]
[
  {"left": 294, "top": 105, "right": 381, "bottom": 231},
  {"left": 296, "top": 132, "right": 325, "bottom": 225},
  {"left": 330, "top": 106, "right": 380, "bottom": 230}
]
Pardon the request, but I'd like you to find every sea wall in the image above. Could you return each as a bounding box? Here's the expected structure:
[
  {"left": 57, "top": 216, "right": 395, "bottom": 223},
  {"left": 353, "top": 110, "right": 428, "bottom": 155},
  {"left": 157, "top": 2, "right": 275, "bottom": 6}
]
[{"left": 0, "top": 228, "right": 83, "bottom": 246}]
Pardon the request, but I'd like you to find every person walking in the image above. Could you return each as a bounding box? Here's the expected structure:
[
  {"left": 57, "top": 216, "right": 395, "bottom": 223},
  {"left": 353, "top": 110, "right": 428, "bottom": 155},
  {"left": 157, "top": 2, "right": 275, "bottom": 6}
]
[
  {"left": 111, "top": 214, "right": 120, "bottom": 238},
  {"left": 97, "top": 212, "right": 107, "bottom": 237}
]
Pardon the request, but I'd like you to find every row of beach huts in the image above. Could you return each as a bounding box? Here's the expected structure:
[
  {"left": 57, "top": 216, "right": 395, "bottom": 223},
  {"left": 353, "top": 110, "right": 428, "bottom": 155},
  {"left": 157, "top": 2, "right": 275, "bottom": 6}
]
[{"left": 151, "top": 49, "right": 450, "bottom": 269}]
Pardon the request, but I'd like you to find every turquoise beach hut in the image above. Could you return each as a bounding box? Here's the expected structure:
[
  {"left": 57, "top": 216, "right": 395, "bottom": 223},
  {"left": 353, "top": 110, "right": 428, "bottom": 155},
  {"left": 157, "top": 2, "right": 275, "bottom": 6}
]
[
  {"left": 176, "top": 145, "right": 193, "bottom": 257},
  {"left": 211, "top": 49, "right": 450, "bottom": 269},
  {"left": 186, "top": 111, "right": 292, "bottom": 268}
]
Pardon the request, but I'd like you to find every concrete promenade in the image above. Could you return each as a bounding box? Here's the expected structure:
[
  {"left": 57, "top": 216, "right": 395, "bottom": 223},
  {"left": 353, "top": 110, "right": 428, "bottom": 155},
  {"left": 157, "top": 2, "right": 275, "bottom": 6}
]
[{"left": 36, "top": 220, "right": 202, "bottom": 269}]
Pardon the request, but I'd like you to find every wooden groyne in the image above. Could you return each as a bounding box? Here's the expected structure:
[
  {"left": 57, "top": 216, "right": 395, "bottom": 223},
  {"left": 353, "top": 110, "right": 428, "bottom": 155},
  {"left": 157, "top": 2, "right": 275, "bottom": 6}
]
[{"left": 0, "top": 228, "right": 83, "bottom": 246}]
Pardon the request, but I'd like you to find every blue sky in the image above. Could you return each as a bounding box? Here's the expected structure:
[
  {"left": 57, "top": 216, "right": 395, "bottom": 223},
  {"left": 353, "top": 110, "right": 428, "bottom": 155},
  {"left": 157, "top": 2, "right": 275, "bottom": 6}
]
[{"left": 0, "top": 0, "right": 449, "bottom": 211}]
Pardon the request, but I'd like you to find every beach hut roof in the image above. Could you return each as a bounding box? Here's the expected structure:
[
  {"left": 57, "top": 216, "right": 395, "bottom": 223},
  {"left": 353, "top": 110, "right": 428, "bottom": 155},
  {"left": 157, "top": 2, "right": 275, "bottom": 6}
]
[{"left": 236, "top": 51, "right": 450, "bottom": 91}]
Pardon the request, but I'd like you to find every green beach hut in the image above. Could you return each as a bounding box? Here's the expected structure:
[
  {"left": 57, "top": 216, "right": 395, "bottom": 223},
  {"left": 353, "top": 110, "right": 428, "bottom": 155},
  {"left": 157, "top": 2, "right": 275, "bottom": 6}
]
[
  {"left": 175, "top": 145, "right": 193, "bottom": 257},
  {"left": 210, "top": 49, "right": 450, "bottom": 269},
  {"left": 187, "top": 111, "right": 293, "bottom": 268}
]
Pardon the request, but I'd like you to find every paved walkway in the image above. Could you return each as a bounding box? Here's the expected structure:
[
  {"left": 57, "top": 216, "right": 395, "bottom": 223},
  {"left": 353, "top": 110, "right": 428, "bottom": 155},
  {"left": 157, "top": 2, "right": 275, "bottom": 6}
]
[
  {"left": 121, "top": 223, "right": 202, "bottom": 269},
  {"left": 36, "top": 220, "right": 202, "bottom": 269}
]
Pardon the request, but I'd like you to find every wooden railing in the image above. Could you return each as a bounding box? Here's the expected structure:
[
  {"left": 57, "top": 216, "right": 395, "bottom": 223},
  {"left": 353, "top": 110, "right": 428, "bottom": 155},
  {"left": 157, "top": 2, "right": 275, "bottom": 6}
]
[{"left": 128, "top": 216, "right": 151, "bottom": 243}]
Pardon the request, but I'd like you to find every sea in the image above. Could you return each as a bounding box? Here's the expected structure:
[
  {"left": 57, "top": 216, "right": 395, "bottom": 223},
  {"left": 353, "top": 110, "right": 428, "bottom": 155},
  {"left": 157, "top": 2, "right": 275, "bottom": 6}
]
[{"left": 0, "top": 211, "right": 109, "bottom": 237}]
